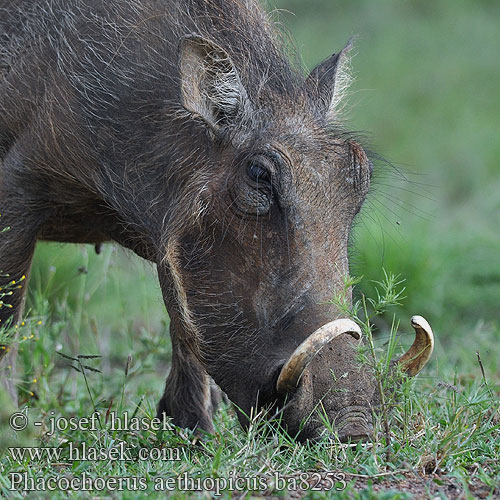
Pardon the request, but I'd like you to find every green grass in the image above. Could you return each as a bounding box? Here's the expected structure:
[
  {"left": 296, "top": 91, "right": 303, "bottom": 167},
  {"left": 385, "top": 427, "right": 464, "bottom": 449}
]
[
  {"left": 1, "top": 253, "right": 498, "bottom": 498},
  {"left": 1, "top": 0, "right": 500, "bottom": 497}
]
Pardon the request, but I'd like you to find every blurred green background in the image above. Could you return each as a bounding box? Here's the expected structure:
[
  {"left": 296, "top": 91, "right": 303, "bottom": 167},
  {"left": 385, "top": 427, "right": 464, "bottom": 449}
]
[
  {"left": 19, "top": 0, "right": 500, "bottom": 398},
  {"left": 272, "top": 0, "right": 500, "bottom": 364}
]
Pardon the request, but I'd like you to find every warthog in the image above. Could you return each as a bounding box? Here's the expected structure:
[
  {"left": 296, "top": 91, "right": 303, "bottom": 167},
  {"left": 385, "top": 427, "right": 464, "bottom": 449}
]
[{"left": 0, "top": 0, "right": 434, "bottom": 441}]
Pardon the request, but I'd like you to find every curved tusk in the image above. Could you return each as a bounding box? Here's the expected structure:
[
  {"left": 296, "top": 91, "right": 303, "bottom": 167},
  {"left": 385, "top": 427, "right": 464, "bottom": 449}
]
[
  {"left": 276, "top": 318, "right": 361, "bottom": 394},
  {"left": 397, "top": 315, "right": 434, "bottom": 376}
]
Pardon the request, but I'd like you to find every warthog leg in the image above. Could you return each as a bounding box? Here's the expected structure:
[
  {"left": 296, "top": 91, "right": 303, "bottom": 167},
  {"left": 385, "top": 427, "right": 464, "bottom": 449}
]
[
  {"left": 156, "top": 317, "right": 219, "bottom": 433},
  {"left": 0, "top": 143, "right": 45, "bottom": 403}
]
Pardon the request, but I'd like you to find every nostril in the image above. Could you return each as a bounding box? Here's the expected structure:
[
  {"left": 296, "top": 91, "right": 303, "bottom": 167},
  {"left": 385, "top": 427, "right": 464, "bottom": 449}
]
[{"left": 338, "top": 431, "right": 370, "bottom": 444}]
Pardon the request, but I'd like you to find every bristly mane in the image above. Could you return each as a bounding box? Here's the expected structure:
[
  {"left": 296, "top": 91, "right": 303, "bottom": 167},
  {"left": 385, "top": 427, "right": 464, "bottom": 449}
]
[{"left": 1, "top": 0, "right": 304, "bottom": 102}]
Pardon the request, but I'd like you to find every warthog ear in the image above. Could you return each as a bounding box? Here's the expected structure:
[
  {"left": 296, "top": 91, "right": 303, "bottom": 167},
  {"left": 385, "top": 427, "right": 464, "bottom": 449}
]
[
  {"left": 305, "top": 39, "right": 354, "bottom": 121},
  {"left": 178, "top": 34, "right": 249, "bottom": 132}
]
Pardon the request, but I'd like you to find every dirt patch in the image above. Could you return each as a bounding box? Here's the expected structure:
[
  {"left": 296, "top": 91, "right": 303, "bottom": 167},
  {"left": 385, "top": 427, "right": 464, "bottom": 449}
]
[
  {"left": 349, "top": 471, "right": 496, "bottom": 499},
  {"left": 256, "top": 470, "right": 497, "bottom": 499}
]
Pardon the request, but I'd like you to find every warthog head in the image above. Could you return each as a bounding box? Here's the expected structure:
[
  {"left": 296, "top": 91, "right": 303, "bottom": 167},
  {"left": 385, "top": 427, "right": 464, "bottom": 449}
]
[{"left": 157, "top": 32, "right": 434, "bottom": 441}]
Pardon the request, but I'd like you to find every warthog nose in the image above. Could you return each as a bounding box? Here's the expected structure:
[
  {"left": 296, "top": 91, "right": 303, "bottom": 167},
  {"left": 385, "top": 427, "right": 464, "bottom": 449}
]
[
  {"left": 338, "top": 429, "right": 371, "bottom": 443},
  {"left": 336, "top": 405, "right": 373, "bottom": 443}
]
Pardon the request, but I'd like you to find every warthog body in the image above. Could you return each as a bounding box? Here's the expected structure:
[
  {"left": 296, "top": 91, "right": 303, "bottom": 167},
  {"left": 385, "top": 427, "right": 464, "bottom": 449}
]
[{"left": 0, "top": 0, "right": 433, "bottom": 441}]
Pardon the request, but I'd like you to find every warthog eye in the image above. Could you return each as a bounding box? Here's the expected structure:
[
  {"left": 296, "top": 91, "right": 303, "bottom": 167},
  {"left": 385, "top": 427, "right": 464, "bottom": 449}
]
[
  {"left": 246, "top": 161, "right": 271, "bottom": 184},
  {"left": 228, "top": 155, "right": 276, "bottom": 216}
]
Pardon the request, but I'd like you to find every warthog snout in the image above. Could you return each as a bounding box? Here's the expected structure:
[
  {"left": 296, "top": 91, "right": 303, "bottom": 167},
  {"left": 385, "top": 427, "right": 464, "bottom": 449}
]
[
  {"left": 276, "top": 317, "right": 434, "bottom": 442},
  {"left": 336, "top": 405, "right": 374, "bottom": 443}
]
